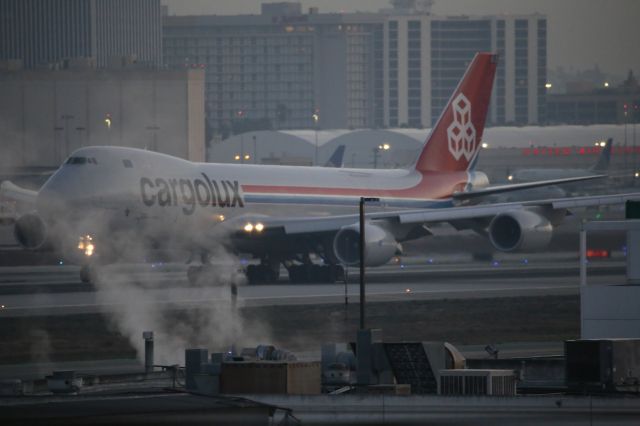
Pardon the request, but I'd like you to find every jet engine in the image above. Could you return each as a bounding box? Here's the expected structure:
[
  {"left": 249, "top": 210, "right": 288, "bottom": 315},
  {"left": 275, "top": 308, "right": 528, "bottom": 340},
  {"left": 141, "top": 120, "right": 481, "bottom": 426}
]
[
  {"left": 466, "top": 171, "right": 490, "bottom": 190},
  {"left": 14, "top": 213, "right": 48, "bottom": 250},
  {"left": 488, "top": 210, "right": 553, "bottom": 252},
  {"left": 332, "top": 223, "right": 398, "bottom": 266}
]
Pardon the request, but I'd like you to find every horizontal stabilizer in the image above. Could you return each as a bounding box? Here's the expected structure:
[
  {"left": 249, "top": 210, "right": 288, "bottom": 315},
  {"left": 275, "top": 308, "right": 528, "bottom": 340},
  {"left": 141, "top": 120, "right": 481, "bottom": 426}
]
[{"left": 453, "top": 174, "right": 607, "bottom": 201}]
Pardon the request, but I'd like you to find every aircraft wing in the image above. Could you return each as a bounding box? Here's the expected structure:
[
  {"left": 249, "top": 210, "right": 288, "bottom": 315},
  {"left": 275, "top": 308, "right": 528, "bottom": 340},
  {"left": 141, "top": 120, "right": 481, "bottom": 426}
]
[
  {"left": 0, "top": 181, "right": 38, "bottom": 222},
  {"left": 232, "top": 191, "right": 640, "bottom": 237},
  {"left": 454, "top": 174, "right": 606, "bottom": 201}
]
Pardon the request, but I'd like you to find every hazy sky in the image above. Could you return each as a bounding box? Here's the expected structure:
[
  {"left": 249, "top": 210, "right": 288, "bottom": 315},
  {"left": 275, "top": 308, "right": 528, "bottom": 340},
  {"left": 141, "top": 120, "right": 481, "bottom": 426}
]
[{"left": 163, "top": 0, "right": 639, "bottom": 79}]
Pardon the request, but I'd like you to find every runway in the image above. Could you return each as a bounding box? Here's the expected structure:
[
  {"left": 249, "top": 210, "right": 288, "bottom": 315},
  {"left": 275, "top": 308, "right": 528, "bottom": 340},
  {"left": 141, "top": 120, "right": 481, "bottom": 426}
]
[{"left": 0, "top": 254, "right": 627, "bottom": 317}]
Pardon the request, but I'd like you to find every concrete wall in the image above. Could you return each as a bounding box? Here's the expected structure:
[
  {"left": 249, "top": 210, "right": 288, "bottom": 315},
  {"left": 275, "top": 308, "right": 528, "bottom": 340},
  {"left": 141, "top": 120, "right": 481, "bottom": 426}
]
[
  {"left": 581, "top": 285, "right": 640, "bottom": 339},
  {"left": 0, "top": 68, "right": 205, "bottom": 170}
]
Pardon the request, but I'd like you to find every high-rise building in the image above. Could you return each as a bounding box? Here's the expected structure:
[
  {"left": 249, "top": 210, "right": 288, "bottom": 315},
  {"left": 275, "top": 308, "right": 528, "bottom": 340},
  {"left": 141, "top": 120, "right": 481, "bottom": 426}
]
[
  {"left": 387, "top": 12, "right": 547, "bottom": 127},
  {"left": 0, "top": 0, "right": 162, "bottom": 69},
  {"left": 163, "top": 1, "right": 547, "bottom": 136},
  {"left": 164, "top": 3, "right": 378, "bottom": 134}
]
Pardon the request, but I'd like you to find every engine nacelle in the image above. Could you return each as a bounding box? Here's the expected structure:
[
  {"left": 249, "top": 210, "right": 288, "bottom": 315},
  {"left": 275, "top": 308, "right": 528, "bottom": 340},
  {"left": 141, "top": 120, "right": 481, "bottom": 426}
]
[
  {"left": 489, "top": 210, "right": 553, "bottom": 252},
  {"left": 14, "top": 213, "right": 48, "bottom": 250},
  {"left": 332, "top": 223, "right": 398, "bottom": 266},
  {"left": 466, "top": 171, "right": 490, "bottom": 190}
]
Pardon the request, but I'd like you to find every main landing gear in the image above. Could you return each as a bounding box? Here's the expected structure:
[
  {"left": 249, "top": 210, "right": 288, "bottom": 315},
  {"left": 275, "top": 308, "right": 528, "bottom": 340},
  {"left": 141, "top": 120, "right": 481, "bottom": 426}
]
[
  {"left": 80, "top": 264, "right": 95, "bottom": 283},
  {"left": 246, "top": 258, "right": 281, "bottom": 285},
  {"left": 286, "top": 263, "right": 344, "bottom": 284}
]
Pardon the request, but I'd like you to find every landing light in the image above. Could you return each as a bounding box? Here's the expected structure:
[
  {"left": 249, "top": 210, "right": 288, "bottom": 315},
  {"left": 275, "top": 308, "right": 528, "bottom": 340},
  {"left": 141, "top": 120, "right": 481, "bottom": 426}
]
[
  {"left": 77, "top": 235, "right": 95, "bottom": 257},
  {"left": 244, "top": 222, "right": 265, "bottom": 233},
  {"left": 507, "top": 175, "right": 513, "bottom": 181},
  {"left": 481, "top": 142, "right": 489, "bottom": 149},
  {"left": 405, "top": 288, "right": 412, "bottom": 294},
  {"left": 635, "top": 172, "right": 639, "bottom": 179}
]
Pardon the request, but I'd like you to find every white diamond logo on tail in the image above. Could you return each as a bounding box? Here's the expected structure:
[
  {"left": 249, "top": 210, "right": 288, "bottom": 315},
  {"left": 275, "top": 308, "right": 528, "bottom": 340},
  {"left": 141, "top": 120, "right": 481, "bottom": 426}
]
[{"left": 447, "top": 93, "right": 477, "bottom": 161}]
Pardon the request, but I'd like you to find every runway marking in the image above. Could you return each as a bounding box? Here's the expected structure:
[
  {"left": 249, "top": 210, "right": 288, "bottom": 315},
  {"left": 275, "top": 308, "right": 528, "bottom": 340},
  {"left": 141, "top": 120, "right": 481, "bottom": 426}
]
[{"left": 0, "top": 285, "right": 579, "bottom": 315}]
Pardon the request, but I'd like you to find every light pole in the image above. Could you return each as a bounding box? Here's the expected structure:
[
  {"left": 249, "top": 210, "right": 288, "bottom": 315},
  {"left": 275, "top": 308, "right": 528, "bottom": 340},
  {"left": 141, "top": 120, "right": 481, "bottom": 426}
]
[
  {"left": 61, "top": 114, "right": 74, "bottom": 156},
  {"left": 634, "top": 104, "right": 638, "bottom": 182},
  {"left": 241, "top": 133, "right": 245, "bottom": 164},
  {"left": 146, "top": 125, "right": 160, "bottom": 151},
  {"left": 359, "top": 196, "right": 379, "bottom": 331},
  {"left": 104, "top": 113, "right": 112, "bottom": 145},
  {"left": 253, "top": 135, "right": 257, "bottom": 164},
  {"left": 373, "top": 143, "right": 390, "bottom": 169},
  {"left": 312, "top": 112, "right": 319, "bottom": 166}
]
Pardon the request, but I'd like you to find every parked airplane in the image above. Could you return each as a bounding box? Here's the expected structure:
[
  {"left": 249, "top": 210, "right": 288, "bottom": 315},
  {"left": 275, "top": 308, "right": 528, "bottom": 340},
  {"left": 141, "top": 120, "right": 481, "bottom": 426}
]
[
  {"left": 508, "top": 138, "right": 612, "bottom": 183},
  {"left": 1, "top": 53, "right": 636, "bottom": 285}
]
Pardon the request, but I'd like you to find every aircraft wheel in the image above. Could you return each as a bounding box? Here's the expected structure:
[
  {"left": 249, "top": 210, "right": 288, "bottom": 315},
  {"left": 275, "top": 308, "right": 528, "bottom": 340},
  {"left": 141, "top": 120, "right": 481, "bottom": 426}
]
[
  {"left": 80, "top": 264, "right": 97, "bottom": 284},
  {"left": 265, "top": 264, "right": 280, "bottom": 283},
  {"left": 288, "top": 265, "right": 306, "bottom": 284},
  {"left": 246, "top": 264, "right": 259, "bottom": 285},
  {"left": 323, "top": 265, "right": 338, "bottom": 284}
]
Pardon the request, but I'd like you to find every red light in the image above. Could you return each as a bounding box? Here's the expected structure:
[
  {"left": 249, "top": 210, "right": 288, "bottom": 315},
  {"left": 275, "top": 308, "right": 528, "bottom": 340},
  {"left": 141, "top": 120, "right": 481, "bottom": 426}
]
[{"left": 587, "top": 249, "right": 610, "bottom": 259}]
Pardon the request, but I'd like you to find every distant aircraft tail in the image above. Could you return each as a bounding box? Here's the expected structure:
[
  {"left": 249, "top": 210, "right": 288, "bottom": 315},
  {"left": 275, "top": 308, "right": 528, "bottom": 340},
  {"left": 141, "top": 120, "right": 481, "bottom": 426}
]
[
  {"left": 414, "top": 53, "right": 498, "bottom": 173},
  {"left": 324, "top": 145, "right": 346, "bottom": 168},
  {"left": 591, "top": 138, "right": 613, "bottom": 173}
]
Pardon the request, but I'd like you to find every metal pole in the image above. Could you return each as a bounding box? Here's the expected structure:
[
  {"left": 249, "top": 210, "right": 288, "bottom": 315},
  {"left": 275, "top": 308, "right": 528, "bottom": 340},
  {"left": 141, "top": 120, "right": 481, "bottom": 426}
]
[
  {"left": 634, "top": 106, "right": 637, "bottom": 180},
  {"left": 241, "top": 134, "right": 244, "bottom": 164},
  {"left": 359, "top": 197, "right": 365, "bottom": 330},
  {"left": 625, "top": 109, "right": 628, "bottom": 180},
  {"left": 344, "top": 238, "right": 349, "bottom": 306},
  {"left": 580, "top": 228, "right": 587, "bottom": 287},
  {"left": 253, "top": 135, "right": 257, "bottom": 164},
  {"left": 143, "top": 331, "right": 154, "bottom": 373},
  {"left": 315, "top": 129, "right": 318, "bottom": 166}
]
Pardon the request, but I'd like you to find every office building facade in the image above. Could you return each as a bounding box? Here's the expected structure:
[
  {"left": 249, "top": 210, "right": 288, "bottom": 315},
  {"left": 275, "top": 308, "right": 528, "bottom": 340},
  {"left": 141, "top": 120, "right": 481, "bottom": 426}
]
[
  {"left": 164, "top": 4, "right": 378, "bottom": 133},
  {"left": 0, "top": 0, "right": 162, "bottom": 69},
  {"left": 163, "top": 2, "right": 547, "bottom": 135},
  {"left": 0, "top": 68, "right": 205, "bottom": 169},
  {"left": 385, "top": 13, "right": 547, "bottom": 127}
]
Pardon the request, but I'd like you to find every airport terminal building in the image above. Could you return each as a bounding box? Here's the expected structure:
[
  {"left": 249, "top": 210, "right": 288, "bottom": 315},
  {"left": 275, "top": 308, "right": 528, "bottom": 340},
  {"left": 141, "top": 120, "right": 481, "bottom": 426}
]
[
  {"left": 0, "top": 66, "right": 205, "bottom": 170},
  {"left": 163, "top": 0, "right": 547, "bottom": 134}
]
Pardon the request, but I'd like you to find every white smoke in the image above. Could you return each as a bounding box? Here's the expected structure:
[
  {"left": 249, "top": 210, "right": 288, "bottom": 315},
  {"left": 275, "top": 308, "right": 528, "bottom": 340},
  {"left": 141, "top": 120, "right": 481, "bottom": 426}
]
[
  {"left": 38, "top": 204, "right": 272, "bottom": 366},
  {"left": 91, "top": 234, "right": 271, "bottom": 365}
]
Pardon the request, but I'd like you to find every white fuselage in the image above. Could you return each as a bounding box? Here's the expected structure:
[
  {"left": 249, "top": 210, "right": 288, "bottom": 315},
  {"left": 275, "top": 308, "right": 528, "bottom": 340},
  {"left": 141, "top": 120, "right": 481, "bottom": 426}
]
[{"left": 37, "top": 147, "right": 466, "bottom": 260}]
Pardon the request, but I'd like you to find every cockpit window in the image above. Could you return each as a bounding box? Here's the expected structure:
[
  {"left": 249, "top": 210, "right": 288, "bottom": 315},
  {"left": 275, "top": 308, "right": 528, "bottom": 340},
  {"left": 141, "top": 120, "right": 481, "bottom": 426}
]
[
  {"left": 66, "top": 157, "right": 97, "bottom": 165},
  {"left": 123, "top": 159, "right": 133, "bottom": 168},
  {"left": 66, "top": 157, "right": 87, "bottom": 165}
]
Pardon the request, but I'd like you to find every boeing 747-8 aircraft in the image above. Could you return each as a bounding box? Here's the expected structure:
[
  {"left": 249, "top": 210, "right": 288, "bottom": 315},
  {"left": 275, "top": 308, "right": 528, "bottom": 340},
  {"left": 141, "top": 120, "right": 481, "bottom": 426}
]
[{"left": 2, "top": 53, "right": 637, "bottom": 284}]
